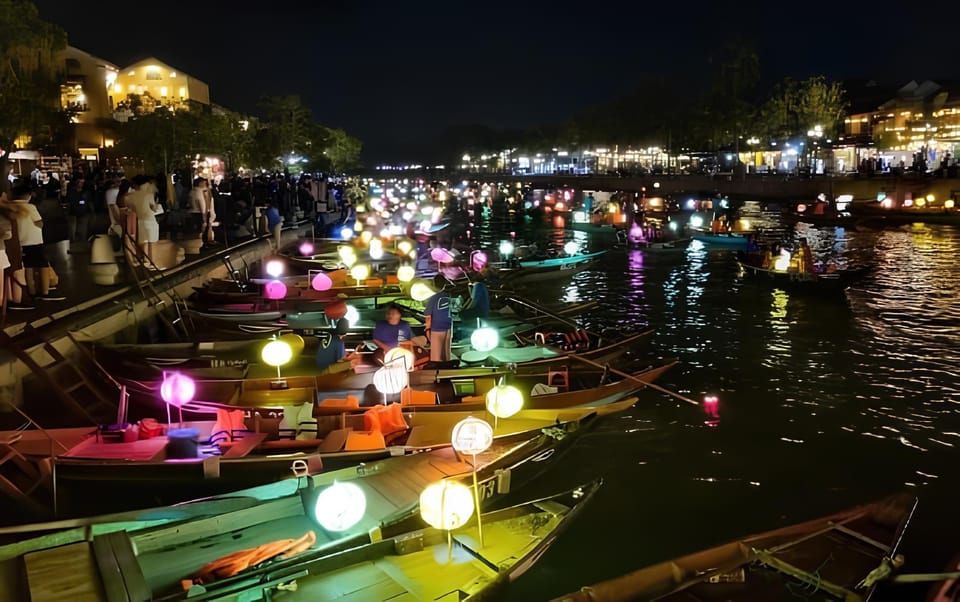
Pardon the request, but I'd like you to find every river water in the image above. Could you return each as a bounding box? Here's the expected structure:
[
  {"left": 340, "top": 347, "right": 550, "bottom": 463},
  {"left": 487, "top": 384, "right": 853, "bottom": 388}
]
[{"left": 469, "top": 204, "right": 960, "bottom": 600}]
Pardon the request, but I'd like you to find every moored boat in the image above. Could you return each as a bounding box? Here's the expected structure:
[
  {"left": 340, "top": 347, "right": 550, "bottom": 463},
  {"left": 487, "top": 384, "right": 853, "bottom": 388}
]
[
  {"left": 737, "top": 260, "right": 869, "bottom": 292},
  {"left": 691, "top": 233, "right": 750, "bottom": 249}
]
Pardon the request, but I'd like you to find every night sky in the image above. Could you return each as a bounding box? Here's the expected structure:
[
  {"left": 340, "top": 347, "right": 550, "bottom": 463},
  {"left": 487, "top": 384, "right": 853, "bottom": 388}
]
[{"left": 34, "top": 0, "right": 955, "bottom": 162}]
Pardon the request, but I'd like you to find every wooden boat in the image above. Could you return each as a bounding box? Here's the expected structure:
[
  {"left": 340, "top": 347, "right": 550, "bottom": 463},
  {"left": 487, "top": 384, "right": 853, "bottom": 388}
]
[
  {"left": 182, "top": 480, "right": 600, "bottom": 601},
  {"left": 850, "top": 201, "right": 960, "bottom": 226},
  {"left": 691, "top": 233, "right": 750, "bottom": 249},
  {"left": 554, "top": 493, "right": 917, "bottom": 601},
  {"left": 495, "top": 251, "right": 607, "bottom": 284},
  {"left": 0, "top": 429, "right": 603, "bottom": 599},
  {"left": 737, "top": 261, "right": 869, "bottom": 292}
]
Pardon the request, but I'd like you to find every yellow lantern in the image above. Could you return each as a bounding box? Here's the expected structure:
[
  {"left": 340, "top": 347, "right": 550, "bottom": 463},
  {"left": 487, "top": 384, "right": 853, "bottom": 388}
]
[
  {"left": 397, "top": 240, "right": 413, "bottom": 255},
  {"left": 360, "top": 231, "right": 373, "bottom": 244},
  {"left": 261, "top": 340, "right": 293, "bottom": 367},
  {"left": 338, "top": 246, "right": 356, "bottom": 263},
  {"left": 278, "top": 333, "right": 305, "bottom": 355},
  {"left": 314, "top": 481, "right": 366, "bottom": 532},
  {"left": 410, "top": 280, "right": 435, "bottom": 302},
  {"left": 419, "top": 481, "right": 475, "bottom": 531},
  {"left": 397, "top": 264, "right": 415, "bottom": 283},
  {"left": 384, "top": 346, "right": 415, "bottom": 371},
  {"left": 946, "top": 199, "right": 956, "bottom": 209},
  {"left": 350, "top": 263, "right": 370, "bottom": 285},
  {"left": 485, "top": 384, "right": 523, "bottom": 419},
  {"left": 451, "top": 417, "right": 494, "bottom": 455}
]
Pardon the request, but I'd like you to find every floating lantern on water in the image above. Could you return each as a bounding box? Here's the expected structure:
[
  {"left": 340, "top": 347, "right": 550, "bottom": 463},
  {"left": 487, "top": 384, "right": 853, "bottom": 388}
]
[
  {"left": 629, "top": 224, "right": 644, "bottom": 243},
  {"left": 160, "top": 372, "right": 195, "bottom": 408},
  {"left": 774, "top": 250, "right": 791, "bottom": 272},
  {"left": 298, "top": 241, "right": 314, "bottom": 256},
  {"left": 369, "top": 240, "right": 384, "bottom": 260},
  {"left": 499, "top": 240, "right": 514, "bottom": 258},
  {"left": 563, "top": 241, "right": 579, "bottom": 256},
  {"left": 264, "top": 280, "right": 287, "bottom": 300},
  {"left": 265, "top": 259, "right": 284, "bottom": 278},
  {"left": 338, "top": 246, "right": 356, "bottom": 263},
  {"left": 314, "top": 481, "right": 366, "bottom": 532},
  {"left": 470, "top": 326, "right": 499, "bottom": 352},
  {"left": 350, "top": 263, "right": 370, "bottom": 286},
  {"left": 690, "top": 215, "right": 704, "bottom": 229},
  {"left": 573, "top": 211, "right": 587, "bottom": 223},
  {"left": 311, "top": 272, "right": 333, "bottom": 292},
  {"left": 703, "top": 395, "right": 720, "bottom": 427},
  {"left": 397, "top": 264, "right": 415, "bottom": 283},
  {"left": 384, "top": 346, "right": 415, "bottom": 371},
  {"left": 485, "top": 383, "right": 523, "bottom": 420},
  {"left": 946, "top": 199, "right": 956, "bottom": 209}
]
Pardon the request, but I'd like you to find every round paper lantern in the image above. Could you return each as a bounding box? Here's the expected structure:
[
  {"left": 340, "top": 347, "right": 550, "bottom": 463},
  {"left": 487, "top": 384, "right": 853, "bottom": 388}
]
[
  {"left": 485, "top": 384, "right": 523, "bottom": 419},
  {"left": 360, "top": 230, "right": 373, "bottom": 243},
  {"left": 298, "top": 241, "right": 314, "bottom": 256},
  {"left": 410, "top": 280, "right": 435, "bottom": 302},
  {"left": 470, "top": 327, "right": 499, "bottom": 352},
  {"left": 338, "top": 246, "right": 356, "bottom": 263},
  {"left": 373, "top": 362, "right": 408, "bottom": 395},
  {"left": 431, "top": 247, "right": 454, "bottom": 263},
  {"left": 397, "top": 265, "right": 415, "bottom": 283},
  {"left": 471, "top": 251, "right": 488, "bottom": 272},
  {"left": 264, "top": 279, "right": 287, "bottom": 300},
  {"left": 340, "top": 226, "right": 354, "bottom": 240},
  {"left": 265, "top": 259, "right": 284, "bottom": 278},
  {"left": 419, "top": 481, "right": 475, "bottom": 531},
  {"left": 261, "top": 340, "right": 293, "bottom": 368},
  {"left": 279, "top": 333, "right": 305, "bottom": 355},
  {"left": 451, "top": 417, "right": 494, "bottom": 456},
  {"left": 160, "top": 372, "right": 195, "bottom": 408},
  {"left": 324, "top": 299, "right": 348, "bottom": 320},
  {"left": 397, "top": 240, "right": 413, "bottom": 255},
  {"left": 384, "top": 346, "right": 414, "bottom": 371},
  {"left": 314, "top": 481, "right": 366, "bottom": 532},
  {"left": 311, "top": 272, "right": 333, "bottom": 291},
  {"left": 499, "top": 240, "right": 514, "bottom": 257},
  {"left": 344, "top": 304, "right": 360, "bottom": 326},
  {"left": 563, "top": 241, "right": 579, "bottom": 256},
  {"left": 350, "top": 264, "right": 370, "bottom": 283}
]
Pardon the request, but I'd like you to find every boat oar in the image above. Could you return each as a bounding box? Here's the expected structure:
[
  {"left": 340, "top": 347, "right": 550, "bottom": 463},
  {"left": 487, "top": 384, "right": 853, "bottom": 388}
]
[
  {"left": 541, "top": 343, "right": 699, "bottom": 406},
  {"left": 892, "top": 571, "right": 960, "bottom": 583}
]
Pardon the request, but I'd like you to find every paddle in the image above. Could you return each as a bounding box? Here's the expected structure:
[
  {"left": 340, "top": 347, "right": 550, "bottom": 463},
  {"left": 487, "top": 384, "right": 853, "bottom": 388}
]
[{"left": 536, "top": 342, "right": 700, "bottom": 407}]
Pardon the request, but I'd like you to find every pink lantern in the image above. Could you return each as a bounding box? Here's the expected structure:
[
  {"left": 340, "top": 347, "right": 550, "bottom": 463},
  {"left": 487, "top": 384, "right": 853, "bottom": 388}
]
[
  {"left": 264, "top": 280, "right": 287, "bottom": 300},
  {"left": 311, "top": 272, "right": 333, "bottom": 292},
  {"left": 471, "top": 251, "right": 488, "bottom": 271},
  {"left": 629, "top": 224, "right": 644, "bottom": 243},
  {"left": 430, "top": 247, "right": 454, "bottom": 264},
  {"left": 299, "top": 241, "right": 315, "bottom": 256},
  {"left": 160, "top": 372, "right": 196, "bottom": 408},
  {"left": 703, "top": 395, "right": 720, "bottom": 428}
]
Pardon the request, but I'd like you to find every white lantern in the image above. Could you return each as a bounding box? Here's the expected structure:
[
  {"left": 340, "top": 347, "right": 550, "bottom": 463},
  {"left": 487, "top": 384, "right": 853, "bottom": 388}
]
[
  {"left": 350, "top": 263, "right": 371, "bottom": 283},
  {"left": 410, "top": 280, "right": 435, "bottom": 302},
  {"left": 264, "top": 259, "right": 284, "bottom": 278},
  {"left": 499, "top": 240, "right": 514, "bottom": 257},
  {"left": 338, "top": 246, "right": 356, "bottom": 263},
  {"left": 419, "top": 481, "right": 475, "bottom": 531},
  {"left": 384, "top": 347, "right": 415, "bottom": 371},
  {"left": 344, "top": 304, "right": 360, "bottom": 326},
  {"left": 470, "top": 327, "right": 499, "bottom": 352},
  {"left": 485, "top": 384, "right": 523, "bottom": 419},
  {"left": 314, "top": 481, "right": 366, "bottom": 532},
  {"left": 397, "top": 264, "right": 415, "bottom": 283},
  {"left": 397, "top": 240, "right": 413, "bottom": 255},
  {"left": 563, "top": 241, "right": 579, "bottom": 256},
  {"left": 451, "top": 417, "right": 494, "bottom": 456},
  {"left": 373, "top": 362, "right": 409, "bottom": 395}
]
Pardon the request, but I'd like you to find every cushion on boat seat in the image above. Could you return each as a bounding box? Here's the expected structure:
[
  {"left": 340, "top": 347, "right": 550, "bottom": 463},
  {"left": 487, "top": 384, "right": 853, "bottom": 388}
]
[
  {"left": 363, "top": 404, "right": 408, "bottom": 437},
  {"left": 213, "top": 409, "right": 246, "bottom": 442},
  {"left": 531, "top": 383, "right": 559, "bottom": 396},
  {"left": 317, "top": 395, "right": 360, "bottom": 411},
  {"left": 400, "top": 388, "right": 437, "bottom": 406},
  {"left": 344, "top": 430, "right": 386, "bottom": 451}
]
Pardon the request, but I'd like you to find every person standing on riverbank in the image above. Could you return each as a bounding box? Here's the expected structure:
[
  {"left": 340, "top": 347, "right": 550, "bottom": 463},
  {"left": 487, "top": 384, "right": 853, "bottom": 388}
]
[
  {"left": 4, "top": 185, "right": 62, "bottom": 302},
  {"left": 126, "top": 175, "right": 160, "bottom": 263},
  {"left": 66, "top": 176, "right": 93, "bottom": 244},
  {"left": 265, "top": 202, "right": 282, "bottom": 249}
]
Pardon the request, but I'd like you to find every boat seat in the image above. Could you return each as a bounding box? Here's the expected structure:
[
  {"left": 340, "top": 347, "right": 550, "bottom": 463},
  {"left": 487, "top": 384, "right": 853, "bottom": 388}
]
[
  {"left": 547, "top": 366, "right": 569, "bottom": 391},
  {"left": 92, "top": 531, "right": 151, "bottom": 602},
  {"left": 221, "top": 432, "right": 268, "bottom": 458},
  {"left": 364, "top": 404, "right": 408, "bottom": 438},
  {"left": 344, "top": 430, "right": 386, "bottom": 451},
  {"left": 317, "top": 395, "right": 360, "bottom": 412},
  {"left": 400, "top": 388, "right": 437, "bottom": 406}
]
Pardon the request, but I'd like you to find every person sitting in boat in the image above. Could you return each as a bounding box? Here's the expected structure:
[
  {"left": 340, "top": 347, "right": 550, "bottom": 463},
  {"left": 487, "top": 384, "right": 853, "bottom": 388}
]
[
  {"left": 798, "top": 238, "right": 814, "bottom": 273},
  {"left": 460, "top": 274, "right": 491, "bottom": 320},
  {"left": 372, "top": 303, "right": 414, "bottom": 364},
  {"left": 315, "top": 319, "right": 352, "bottom": 372}
]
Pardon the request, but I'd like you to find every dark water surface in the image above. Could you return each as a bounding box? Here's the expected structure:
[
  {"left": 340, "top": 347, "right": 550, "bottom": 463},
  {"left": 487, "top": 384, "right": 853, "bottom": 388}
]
[{"left": 476, "top": 211, "right": 960, "bottom": 600}]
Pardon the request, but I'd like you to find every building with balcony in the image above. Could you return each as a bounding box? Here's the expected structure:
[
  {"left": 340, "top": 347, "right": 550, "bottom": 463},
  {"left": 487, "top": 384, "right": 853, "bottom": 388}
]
[
  {"left": 112, "top": 58, "right": 210, "bottom": 116},
  {"left": 60, "top": 46, "right": 119, "bottom": 161}
]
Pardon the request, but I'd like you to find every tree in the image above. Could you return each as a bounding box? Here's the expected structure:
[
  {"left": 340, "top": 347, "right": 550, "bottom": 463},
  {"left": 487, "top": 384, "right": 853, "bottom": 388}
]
[
  {"left": 0, "top": 0, "right": 67, "bottom": 191},
  {"left": 255, "top": 95, "right": 314, "bottom": 168},
  {"left": 316, "top": 127, "right": 361, "bottom": 173},
  {"left": 759, "top": 76, "right": 848, "bottom": 140}
]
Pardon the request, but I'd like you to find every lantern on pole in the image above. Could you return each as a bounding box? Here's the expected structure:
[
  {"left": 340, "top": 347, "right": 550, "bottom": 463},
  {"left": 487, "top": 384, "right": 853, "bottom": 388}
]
[
  {"left": 261, "top": 338, "right": 293, "bottom": 386},
  {"left": 419, "top": 480, "right": 476, "bottom": 560},
  {"left": 314, "top": 481, "right": 366, "bottom": 532},
  {"left": 264, "top": 259, "right": 284, "bottom": 278},
  {"left": 470, "top": 251, "right": 488, "bottom": 272},
  {"left": 397, "top": 264, "right": 415, "bottom": 283},
  {"left": 373, "top": 359, "right": 409, "bottom": 403},
  {"left": 410, "top": 279, "right": 435, "bottom": 302},
  {"left": 451, "top": 416, "right": 493, "bottom": 547},
  {"left": 470, "top": 318, "right": 499, "bottom": 352},
  {"left": 160, "top": 371, "right": 195, "bottom": 408},
  {"left": 384, "top": 346, "right": 415, "bottom": 371},
  {"left": 264, "top": 279, "right": 287, "bottom": 300},
  {"left": 278, "top": 333, "right": 305, "bottom": 356},
  {"left": 298, "top": 241, "right": 315, "bottom": 256},
  {"left": 311, "top": 271, "right": 333, "bottom": 292},
  {"left": 485, "top": 382, "right": 524, "bottom": 427},
  {"left": 350, "top": 263, "right": 370, "bottom": 287}
]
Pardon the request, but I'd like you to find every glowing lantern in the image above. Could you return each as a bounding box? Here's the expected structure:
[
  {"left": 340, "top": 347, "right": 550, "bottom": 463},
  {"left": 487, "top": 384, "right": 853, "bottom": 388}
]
[
  {"left": 916, "top": 197, "right": 927, "bottom": 208},
  {"left": 397, "top": 264, "right": 415, "bottom": 283},
  {"left": 419, "top": 481, "right": 475, "bottom": 531},
  {"left": 703, "top": 395, "right": 720, "bottom": 427},
  {"left": 397, "top": 240, "right": 413, "bottom": 255},
  {"left": 926, "top": 193, "right": 935, "bottom": 203},
  {"left": 278, "top": 333, "right": 305, "bottom": 355},
  {"left": 369, "top": 239, "right": 384, "bottom": 260},
  {"left": 373, "top": 362, "right": 408, "bottom": 396},
  {"left": 160, "top": 372, "right": 195, "bottom": 408},
  {"left": 410, "top": 280, "right": 435, "bottom": 302},
  {"left": 946, "top": 199, "right": 956, "bottom": 209},
  {"left": 563, "top": 241, "right": 579, "bottom": 256},
  {"left": 629, "top": 224, "right": 644, "bottom": 243},
  {"left": 485, "top": 384, "right": 523, "bottom": 419},
  {"left": 264, "top": 280, "right": 287, "bottom": 300},
  {"left": 261, "top": 339, "right": 293, "bottom": 380},
  {"left": 470, "top": 327, "right": 499, "bottom": 352},
  {"left": 499, "top": 240, "right": 514, "bottom": 257},
  {"left": 384, "top": 346, "right": 415, "bottom": 371},
  {"left": 311, "top": 272, "right": 333, "bottom": 291},
  {"left": 360, "top": 230, "right": 373, "bottom": 244},
  {"left": 314, "top": 481, "right": 366, "bottom": 532},
  {"left": 344, "top": 304, "right": 360, "bottom": 326},
  {"left": 572, "top": 211, "right": 587, "bottom": 223},
  {"left": 690, "top": 215, "right": 704, "bottom": 229},
  {"left": 471, "top": 251, "right": 488, "bottom": 272},
  {"left": 350, "top": 263, "right": 370, "bottom": 285},
  {"left": 299, "top": 241, "right": 315, "bottom": 256},
  {"left": 338, "top": 246, "right": 356, "bottom": 263},
  {"left": 774, "top": 250, "right": 791, "bottom": 272},
  {"left": 451, "top": 417, "right": 494, "bottom": 456},
  {"left": 265, "top": 259, "right": 284, "bottom": 278},
  {"left": 324, "top": 299, "right": 347, "bottom": 320},
  {"left": 353, "top": 220, "right": 362, "bottom": 232},
  {"left": 340, "top": 226, "right": 354, "bottom": 240},
  {"left": 431, "top": 248, "right": 454, "bottom": 263},
  {"left": 797, "top": 203, "right": 808, "bottom": 213}
]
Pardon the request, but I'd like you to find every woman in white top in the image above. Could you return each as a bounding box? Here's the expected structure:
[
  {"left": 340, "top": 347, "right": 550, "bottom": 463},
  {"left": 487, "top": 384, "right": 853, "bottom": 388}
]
[{"left": 126, "top": 175, "right": 160, "bottom": 260}]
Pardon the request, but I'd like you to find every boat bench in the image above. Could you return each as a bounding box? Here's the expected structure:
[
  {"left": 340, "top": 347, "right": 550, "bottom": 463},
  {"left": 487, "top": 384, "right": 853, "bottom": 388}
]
[{"left": 92, "top": 531, "right": 151, "bottom": 602}]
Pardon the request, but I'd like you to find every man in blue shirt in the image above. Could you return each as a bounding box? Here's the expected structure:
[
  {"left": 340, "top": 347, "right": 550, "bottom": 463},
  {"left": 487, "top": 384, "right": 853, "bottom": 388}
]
[
  {"left": 372, "top": 303, "right": 413, "bottom": 356},
  {"left": 461, "top": 276, "right": 490, "bottom": 320},
  {"left": 424, "top": 275, "right": 453, "bottom": 362},
  {"left": 265, "top": 202, "right": 282, "bottom": 248}
]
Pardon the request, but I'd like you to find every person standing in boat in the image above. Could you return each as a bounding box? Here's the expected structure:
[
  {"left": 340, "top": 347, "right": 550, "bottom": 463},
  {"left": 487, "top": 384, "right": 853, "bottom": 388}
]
[
  {"left": 424, "top": 274, "right": 453, "bottom": 363},
  {"left": 798, "top": 238, "right": 814, "bottom": 273},
  {"left": 372, "top": 303, "right": 414, "bottom": 362}
]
